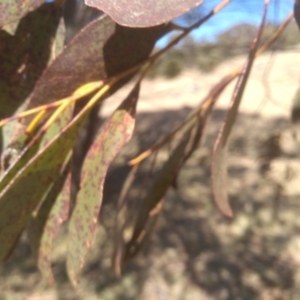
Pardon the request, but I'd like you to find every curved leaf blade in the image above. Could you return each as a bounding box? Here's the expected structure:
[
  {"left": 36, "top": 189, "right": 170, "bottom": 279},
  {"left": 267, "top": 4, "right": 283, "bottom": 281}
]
[
  {"left": 28, "top": 167, "right": 71, "bottom": 285},
  {"left": 295, "top": 0, "right": 300, "bottom": 30},
  {"left": 67, "top": 83, "right": 140, "bottom": 286},
  {"left": 25, "top": 14, "right": 170, "bottom": 111},
  {"left": 112, "top": 164, "right": 138, "bottom": 276},
  {"left": 85, "top": 0, "right": 203, "bottom": 27},
  {"left": 211, "top": 1, "right": 269, "bottom": 217},
  {"left": 0, "top": 103, "right": 88, "bottom": 263},
  {"left": 124, "top": 132, "right": 191, "bottom": 262}
]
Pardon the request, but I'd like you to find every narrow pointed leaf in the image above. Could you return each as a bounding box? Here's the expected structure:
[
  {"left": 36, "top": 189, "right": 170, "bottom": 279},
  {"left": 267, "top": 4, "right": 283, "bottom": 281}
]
[
  {"left": 180, "top": 73, "right": 237, "bottom": 166},
  {"left": 119, "top": 73, "right": 238, "bottom": 265},
  {"left": 85, "top": 0, "right": 203, "bottom": 27},
  {"left": 12, "top": 83, "right": 98, "bottom": 268},
  {"left": 125, "top": 197, "right": 165, "bottom": 262},
  {"left": 67, "top": 83, "right": 140, "bottom": 286},
  {"left": 129, "top": 72, "right": 237, "bottom": 167},
  {"left": 211, "top": 1, "right": 269, "bottom": 217},
  {"left": 50, "top": 17, "right": 66, "bottom": 63},
  {"left": 0, "top": 100, "right": 90, "bottom": 263},
  {"left": 28, "top": 166, "right": 71, "bottom": 285},
  {"left": 26, "top": 159, "right": 70, "bottom": 258},
  {"left": 112, "top": 164, "right": 139, "bottom": 275},
  {"left": 124, "top": 132, "right": 191, "bottom": 261}
]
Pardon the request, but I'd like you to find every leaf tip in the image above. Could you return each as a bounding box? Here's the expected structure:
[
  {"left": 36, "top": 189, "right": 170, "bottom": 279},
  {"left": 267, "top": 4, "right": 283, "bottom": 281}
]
[{"left": 213, "top": 192, "right": 234, "bottom": 218}]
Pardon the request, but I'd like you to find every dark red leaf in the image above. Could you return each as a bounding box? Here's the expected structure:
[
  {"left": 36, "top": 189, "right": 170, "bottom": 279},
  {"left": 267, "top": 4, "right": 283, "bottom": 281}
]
[
  {"left": 112, "top": 164, "right": 139, "bottom": 275},
  {"left": 67, "top": 83, "right": 140, "bottom": 286},
  {"left": 28, "top": 166, "right": 71, "bottom": 285},
  {"left": 25, "top": 14, "right": 171, "bottom": 112},
  {"left": 85, "top": 0, "right": 203, "bottom": 27},
  {"left": 0, "top": 102, "right": 87, "bottom": 263}
]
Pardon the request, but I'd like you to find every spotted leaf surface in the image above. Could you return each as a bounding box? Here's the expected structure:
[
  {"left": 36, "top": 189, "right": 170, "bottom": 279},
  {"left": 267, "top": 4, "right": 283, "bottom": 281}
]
[
  {"left": 211, "top": 1, "right": 268, "bottom": 217},
  {"left": 0, "top": 103, "right": 88, "bottom": 263},
  {"left": 25, "top": 14, "right": 170, "bottom": 111},
  {"left": 67, "top": 83, "right": 140, "bottom": 286},
  {"left": 28, "top": 168, "right": 71, "bottom": 285}
]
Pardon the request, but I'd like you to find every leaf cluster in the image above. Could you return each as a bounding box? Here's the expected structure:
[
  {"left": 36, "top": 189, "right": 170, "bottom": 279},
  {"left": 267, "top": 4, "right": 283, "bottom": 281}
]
[{"left": 0, "top": 0, "right": 296, "bottom": 286}]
